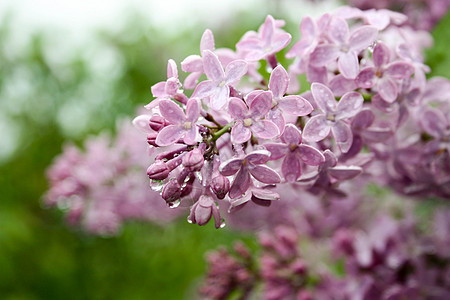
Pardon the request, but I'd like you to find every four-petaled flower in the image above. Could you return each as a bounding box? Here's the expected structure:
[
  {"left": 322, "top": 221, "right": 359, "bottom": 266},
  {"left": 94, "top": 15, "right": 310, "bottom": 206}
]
[
  {"left": 219, "top": 150, "right": 281, "bottom": 199},
  {"left": 264, "top": 124, "right": 325, "bottom": 182},
  {"left": 155, "top": 98, "right": 201, "bottom": 146},
  {"left": 303, "top": 83, "right": 363, "bottom": 153},
  {"left": 192, "top": 50, "right": 247, "bottom": 110},
  {"left": 229, "top": 92, "right": 280, "bottom": 144},
  {"left": 146, "top": 59, "right": 181, "bottom": 110},
  {"left": 310, "top": 16, "right": 377, "bottom": 79},
  {"left": 356, "top": 42, "right": 415, "bottom": 103},
  {"left": 236, "top": 15, "right": 292, "bottom": 61}
]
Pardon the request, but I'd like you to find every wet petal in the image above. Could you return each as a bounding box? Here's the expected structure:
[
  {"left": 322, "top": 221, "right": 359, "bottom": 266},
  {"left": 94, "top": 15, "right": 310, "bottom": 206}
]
[
  {"left": 250, "top": 91, "right": 273, "bottom": 117},
  {"left": 159, "top": 100, "right": 185, "bottom": 124},
  {"left": 355, "top": 67, "right": 376, "bottom": 89},
  {"left": 328, "top": 17, "right": 349, "bottom": 45},
  {"left": 219, "top": 157, "right": 244, "bottom": 176},
  {"left": 151, "top": 81, "right": 166, "bottom": 98},
  {"left": 231, "top": 123, "right": 252, "bottom": 144},
  {"left": 167, "top": 59, "right": 178, "bottom": 78},
  {"left": 328, "top": 165, "right": 362, "bottom": 180},
  {"left": 246, "top": 150, "right": 271, "bottom": 165},
  {"left": 229, "top": 97, "right": 249, "bottom": 120},
  {"left": 183, "top": 72, "right": 202, "bottom": 90},
  {"left": 200, "top": 29, "right": 215, "bottom": 52},
  {"left": 338, "top": 51, "right": 359, "bottom": 79},
  {"left": 263, "top": 143, "right": 288, "bottom": 160},
  {"left": 349, "top": 26, "right": 378, "bottom": 52},
  {"left": 185, "top": 98, "right": 200, "bottom": 122},
  {"left": 211, "top": 85, "right": 230, "bottom": 110},
  {"left": 282, "top": 152, "right": 302, "bottom": 182},
  {"left": 278, "top": 95, "right": 313, "bottom": 116},
  {"left": 181, "top": 55, "right": 203, "bottom": 73},
  {"left": 225, "top": 60, "right": 248, "bottom": 84},
  {"left": 202, "top": 49, "right": 225, "bottom": 81},
  {"left": 378, "top": 78, "right": 398, "bottom": 103},
  {"left": 184, "top": 127, "right": 200, "bottom": 145},
  {"left": 303, "top": 115, "right": 330, "bottom": 142},
  {"left": 249, "top": 165, "right": 281, "bottom": 184},
  {"left": 155, "top": 125, "right": 184, "bottom": 146},
  {"left": 280, "top": 123, "right": 302, "bottom": 145},
  {"left": 373, "top": 42, "right": 390, "bottom": 68},
  {"left": 229, "top": 168, "right": 251, "bottom": 199},
  {"left": 385, "top": 62, "right": 415, "bottom": 79},
  {"left": 336, "top": 91, "right": 363, "bottom": 120},
  {"left": 269, "top": 65, "right": 289, "bottom": 99},
  {"left": 311, "top": 83, "right": 337, "bottom": 113},
  {"left": 252, "top": 120, "right": 279, "bottom": 139},
  {"left": 329, "top": 75, "right": 358, "bottom": 97},
  {"left": 297, "top": 144, "right": 325, "bottom": 166},
  {"left": 310, "top": 44, "right": 340, "bottom": 67},
  {"left": 351, "top": 109, "right": 375, "bottom": 130},
  {"left": 192, "top": 80, "right": 215, "bottom": 98},
  {"left": 331, "top": 121, "right": 353, "bottom": 153}
]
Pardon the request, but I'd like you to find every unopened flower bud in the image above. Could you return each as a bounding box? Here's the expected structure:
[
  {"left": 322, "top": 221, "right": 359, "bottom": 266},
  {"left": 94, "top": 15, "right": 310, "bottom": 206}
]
[
  {"left": 188, "top": 195, "right": 221, "bottom": 228},
  {"left": 182, "top": 148, "right": 204, "bottom": 171},
  {"left": 147, "top": 161, "right": 170, "bottom": 180},
  {"left": 211, "top": 175, "right": 230, "bottom": 199},
  {"left": 147, "top": 133, "right": 158, "bottom": 147},
  {"left": 149, "top": 115, "right": 167, "bottom": 132},
  {"left": 161, "top": 179, "right": 181, "bottom": 203}
]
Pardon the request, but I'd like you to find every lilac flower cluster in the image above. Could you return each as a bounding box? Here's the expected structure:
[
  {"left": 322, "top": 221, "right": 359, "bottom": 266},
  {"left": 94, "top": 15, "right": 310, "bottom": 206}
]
[
  {"left": 200, "top": 194, "right": 450, "bottom": 299},
  {"left": 135, "top": 7, "right": 449, "bottom": 229},
  {"left": 45, "top": 120, "right": 184, "bottom": 236},
  {"left": 346, "top": 0, "right": 450, "bottom": 31}
]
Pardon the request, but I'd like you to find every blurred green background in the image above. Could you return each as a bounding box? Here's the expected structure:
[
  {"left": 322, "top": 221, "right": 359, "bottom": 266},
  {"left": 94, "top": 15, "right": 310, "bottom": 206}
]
[{"left": 0, "top": 1, "right": 449, "bottom": 299}]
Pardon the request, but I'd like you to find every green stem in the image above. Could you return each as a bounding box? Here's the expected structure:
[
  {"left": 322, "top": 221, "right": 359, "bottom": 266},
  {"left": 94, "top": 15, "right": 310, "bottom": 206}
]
[{"left": 211, "top": 123, "right": 232, "bottom": 141}]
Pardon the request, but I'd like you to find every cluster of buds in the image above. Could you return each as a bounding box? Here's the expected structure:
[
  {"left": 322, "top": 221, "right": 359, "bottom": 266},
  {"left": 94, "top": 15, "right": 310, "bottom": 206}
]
[
  {"left": 45, "top": 120, "right": 184, "bottom": 236},
  {"left": 134, "top": 6, "right": 449, "bottom": 229}
]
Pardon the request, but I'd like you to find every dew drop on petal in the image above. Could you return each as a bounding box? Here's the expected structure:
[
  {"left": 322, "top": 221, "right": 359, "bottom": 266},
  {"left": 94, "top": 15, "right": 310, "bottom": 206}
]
[
  {"left": 187, "top": 216, "right": 193, "bottom": 224},
  {"left": 219, "top": 219, "right": 226, "bottom": 228},
  {"left": 150, "top": 180, "right": 164, "bottom": 192}
]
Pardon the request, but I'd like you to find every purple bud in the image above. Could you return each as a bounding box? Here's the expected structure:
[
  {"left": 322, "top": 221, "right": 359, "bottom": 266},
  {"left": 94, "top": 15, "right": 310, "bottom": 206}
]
[
  {"left": 147, "top": 133, "right": 158, "bottom": 147},
  {"left": 149, "top": 115, "right": 167, "bottom": 132},
  {"left": 161, "top": 179, "right": 181, "bottom": 203},
  {"left": 211, "top": 175, "right": 230, "bottom": 199},
  {"left": 155, "top": 145, "right": 188, "bottom": 161},
  {"left": 188, "top": 195, "right": 221, "bottom": 228},
  {"left": 147, "top": 161, "right": 170, "bottom": 180},
  {"left": 182, "top": 148, "right": 204, "bottom": 171}
]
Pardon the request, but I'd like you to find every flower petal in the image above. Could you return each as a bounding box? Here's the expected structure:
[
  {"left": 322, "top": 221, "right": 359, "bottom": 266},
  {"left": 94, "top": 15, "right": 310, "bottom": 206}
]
[
  {"left": 310, "top": 44, "right": 340, "bottom": 66},
  {"left": 225, "top": 60, "right": 248, "bottom": 84},
  {"left": 159, "top": 100, "right": 185, "bottom": 124},
  {"left": 269, "top": 65, "right": 289, "bottom": 98},
  {"left": 250, "top": 91, "right": 273, "bottom": 117},
  {"left": 211, "top": 85, "right": 229, "bottom": 110},
  {"left": 246, "top": 150, "right": 271, "bottom": 165},
  {"left": 328, "top": 17, "right": 349, "bottom": 45},
  {"left": 336, "top": 91, "right": 363, "bottom": 120},
  {"left": 249, "top": 165, "right": 281, "bottom": 184},
  {"left": 155, "top": 125, "right": 184, "bottom": 146},
  {"left": 297, "top": 144, "right": 325, "bottom": 166},
  {"left": 373, "top": 42, "right": 390, "bottom": 68},
  {"left": 263, "top": 143, "right": 288, "bottom": 160},
  {"left": 281, "top": 152, "right": 302, "bottom": 182},
  {"left": 186, "top": 98, "right": 200, "bottom": 122},
  {"left": 311, "top": 83, "right": 337, "bottom": 113},
  {"left": 229, "top": 97, "right": 249, "bottom": 120},
  {"left": 278, "top": 95, "right": 313, "bottom": 116},
  {"left": 181, "top": 55, "right": 203, "bottom": 73},
  {"left": 331, "top": 121, "right": 353, "bottom": 153},
  {"left": 355, "top": 67, "right": 376, "bottom": 89},
  {"left": 192, "top": 80, "right": 215, "bottom": 99},
  {"left": 378, "top": 77, "right": 398, "bottom": 103},
  {"left": 200, "top": 29, "right": 215, "bottom": 52},
  {"left": 231, "top": 123, "right": 252, "bottom": 144},
  {"left": 252, "top": 120, "right": 279, "bottom": 139},
  {"left": 167, "top": 59, "right": 178, "bottom": 78},
  {"left": 281, "top": 123, "right": 302, "bottom": 145},
  {"left": 184, "top": 127, "right": 200, "bottom": 145},
  {"left": 202, "top": 50, "right": 225, "bottom": 81},
  {"left": 229, "top": 168, "right": 251, "bottom": 199},
  {"left": 338, "top": 51, "right": 359, "bottom": 79},
  {"left": 349, "top": 26, "right": 378, "bottom": 52},
  {"left": 351, "top": 109, "right": 375, "bottom": 130},
  {"left": 385, "top": 62, "right": 415, "bottom": 79},
  {"left": 328, "top": 165, "right": 362, "bottom": 180},
  {"left": 219, "top": 157, "right": 243, "bottom": 176},
  {"left": 303, "top": 115, "right": 330, "bottom": 142}
]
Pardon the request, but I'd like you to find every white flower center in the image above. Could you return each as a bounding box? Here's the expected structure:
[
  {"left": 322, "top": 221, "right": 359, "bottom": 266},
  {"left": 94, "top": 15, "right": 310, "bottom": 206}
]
[
  {"left": 243, "top": 118, "right": 253, "bottom": 127},
  {"left": 184, "top": 121, "right": 192, "bottom": 129},
  {"left": 218, "top": 81, "right": 226, "bottom": 88}
]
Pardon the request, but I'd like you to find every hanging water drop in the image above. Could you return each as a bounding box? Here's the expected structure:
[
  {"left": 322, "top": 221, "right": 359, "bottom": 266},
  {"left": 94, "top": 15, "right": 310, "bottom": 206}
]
[
  {"left": 187, "top": 216, "right": 193, "bottom": 224},
  {"left": 219, "top": 219, "right": 226, "bottom": 228},
  {"left": 150, "top": 180, "right": 163, "bottom": 192},
  {"left": 167, "top": 199, "right": 181, "bottom": 209}
]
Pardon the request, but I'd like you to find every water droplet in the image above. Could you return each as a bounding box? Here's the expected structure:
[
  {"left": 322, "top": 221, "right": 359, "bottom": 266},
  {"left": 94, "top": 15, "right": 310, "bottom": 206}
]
[
  {"left": 167, "top": 199, "right": 181, "bottom": 208},
  {"left": 196, "top": 171, "right": 202, "bottom": 181},
  {"left": 150, "top": 180, "right": 163, "bottom": 192},
  {"left": 219, "top": 219, "right": 226, "bottom": 228},
  {"left": 187, "top": 216, "right": 193, "bottom": 224}
]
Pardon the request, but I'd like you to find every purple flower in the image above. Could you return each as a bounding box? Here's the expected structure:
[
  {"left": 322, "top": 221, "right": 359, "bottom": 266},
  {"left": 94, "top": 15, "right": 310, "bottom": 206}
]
[
  {"left": 228, "top": 182, "right": 280, "bottom": 211},
  {"left": 265, "top": 65, "right": 313, "bottom": 133},
  {"left": 229, "top": 92, "right": 279, "bottom": 144},
  {"left": 303, "top": 83, "right": 363, "bottom": 153},
  {"left": 146, "top": 59, "right": 181, "bottom": 110},
  {"left": 188, "top": 195, "right": 222, "bottom": 229},
  {"left": 310, "top": 17, "right": 377, "bottom": 79},
  {"left": 155, "top": 98, "right": 201, "bottom": 146},
  {"left": 236, "top": 15, "right": 291, "bottom": 62},
  {"left": 219, "top": 150, "right": 281, "bottom": 199},
  {"left": 192, "top": 50, "right": 247, "bottom": 110},
  {"left": 264, "top": 124, "right": 325, "bottom": 182},
  {"left": 356, "top": 42, "right": 415, "bottom": 103}
]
